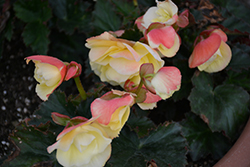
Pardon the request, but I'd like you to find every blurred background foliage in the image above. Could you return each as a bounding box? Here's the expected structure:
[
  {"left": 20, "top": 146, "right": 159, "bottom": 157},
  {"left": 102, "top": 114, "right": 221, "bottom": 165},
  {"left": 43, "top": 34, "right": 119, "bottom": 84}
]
[{"left": 1, "top": 0, "right": 250, "bottom": 166}]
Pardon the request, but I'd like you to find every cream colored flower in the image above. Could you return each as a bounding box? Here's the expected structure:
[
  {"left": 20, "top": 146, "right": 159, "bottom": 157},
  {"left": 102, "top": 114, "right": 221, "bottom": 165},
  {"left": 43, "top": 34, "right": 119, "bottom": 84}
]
[
  {"left": 26, "top": 55, "right": 67, "bottom": 101},
  {"left": 189, "top": 29, "right": 232, "bottom": 73},
  {"left": 47, "top": 120, "right": 112, "bottom": 167},
  {"left": 85, "top": 32, "right": 164, "bottom": 86},
  {"left": 91, "top": 90, "right": 135, "bottom": 138},
  {"left": 141, "top": 0, "right": 178, "bottom": 29}
]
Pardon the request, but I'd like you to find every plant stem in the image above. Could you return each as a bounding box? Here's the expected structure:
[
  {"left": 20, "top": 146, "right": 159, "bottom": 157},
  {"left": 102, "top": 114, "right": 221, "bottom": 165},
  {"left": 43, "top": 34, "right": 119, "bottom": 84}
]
[{"left": 74, "top": 76, "right": 87, "bottom": 100}]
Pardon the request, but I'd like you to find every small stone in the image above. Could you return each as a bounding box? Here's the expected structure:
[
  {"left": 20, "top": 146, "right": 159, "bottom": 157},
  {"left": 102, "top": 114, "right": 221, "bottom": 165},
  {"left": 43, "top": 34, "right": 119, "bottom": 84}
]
[{"left": 1, "top": 106, "right": 6, "bottom": 110}]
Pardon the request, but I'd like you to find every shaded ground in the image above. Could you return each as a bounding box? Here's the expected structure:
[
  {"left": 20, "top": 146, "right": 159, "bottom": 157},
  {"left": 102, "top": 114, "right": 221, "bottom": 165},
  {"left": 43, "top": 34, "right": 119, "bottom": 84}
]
[{"left": 0, "top": 39, "right": 42, "bottom": 162}]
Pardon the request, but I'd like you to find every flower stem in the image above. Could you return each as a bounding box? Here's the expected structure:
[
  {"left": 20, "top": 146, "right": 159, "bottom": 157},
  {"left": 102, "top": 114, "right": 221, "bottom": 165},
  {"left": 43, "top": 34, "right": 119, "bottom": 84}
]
[{"left": 74, "top": 77, "right": 87, "bottom": 100}]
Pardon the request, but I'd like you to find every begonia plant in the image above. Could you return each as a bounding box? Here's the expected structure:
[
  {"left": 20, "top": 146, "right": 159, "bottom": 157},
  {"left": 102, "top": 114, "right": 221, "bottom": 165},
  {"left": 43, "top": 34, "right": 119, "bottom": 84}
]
[{"left": 1, "top": 0, "right": 250, "bottom": 167}]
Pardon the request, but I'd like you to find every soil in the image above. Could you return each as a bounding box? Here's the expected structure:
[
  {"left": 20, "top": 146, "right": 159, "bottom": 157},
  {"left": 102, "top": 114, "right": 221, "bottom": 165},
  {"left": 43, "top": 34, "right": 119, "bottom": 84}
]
[{"left": 0, "top": 38, "right": 42, "bottom": 162}]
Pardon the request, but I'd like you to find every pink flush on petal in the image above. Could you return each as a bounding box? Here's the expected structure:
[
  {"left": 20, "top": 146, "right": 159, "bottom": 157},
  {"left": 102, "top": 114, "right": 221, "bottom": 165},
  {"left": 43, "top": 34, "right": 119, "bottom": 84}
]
[
  {"left": 147, "top": 26, "right": 176, "bottom": 49},
  {"left": 25, "top": 55, "right": 66, "bottom": 71},
  {"left": 64, "top": 61, "right": 82, "bottom": 81},
  {"left": 189, "top": 33, "right": 221, "bottom": 68},
  {"left": 91, "top": 91, "right": 135, "bottom": 125}
]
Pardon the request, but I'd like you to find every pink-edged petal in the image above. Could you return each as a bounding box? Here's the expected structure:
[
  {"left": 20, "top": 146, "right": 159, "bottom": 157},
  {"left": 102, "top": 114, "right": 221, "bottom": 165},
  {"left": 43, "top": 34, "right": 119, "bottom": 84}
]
[
  {"left": 151, "top": 66, "right": 181, "bottom": 100},
  {"left": 147, "top": 26, "right": 176, "bottom": 49},
  {"left": 143, "top": 90, "right": 162, "bottom": 103},
  {"left": 140, "top": 63, "right": 154, "bottom": 77},
  {"left": 109, "top": 30, "right": 125, "bottom": 37},
  {"left": 25, "top": 55, "right": 66, "bottom": 70},
  {"left": 65, "top": 61, "right": 82, "bottom": 81},
  {"left": 47, "top": 140, "right": 59, "bottom": 154},
  {"left": 26, "top": 55, "right": 67, "bottom": 98},
  {"left": 91, "top": 91, "right": 134, "bottom": 125},
  {"left": 135, "top": 15, "right": 146, "bottom": 33},
  {"left": 189, "top": 33, "right": 221, "bottom": 68},
  {"left": 177, "top": 9, "right": 189, "bottom": 28},
  {"left": 200, "top": 41, "right": 232, "bottom": 73},
  {"left": 56, "top": 117, "right": 96, "bottom": 141},
  {"left": 158, "top": 33, "right": 180, "bottom": 58},
  {"left": 211, "top": 29, "right": 228, "bottom": 42},
  {"left": 51, "top": 112, "right": 70, "bottom": 126}
]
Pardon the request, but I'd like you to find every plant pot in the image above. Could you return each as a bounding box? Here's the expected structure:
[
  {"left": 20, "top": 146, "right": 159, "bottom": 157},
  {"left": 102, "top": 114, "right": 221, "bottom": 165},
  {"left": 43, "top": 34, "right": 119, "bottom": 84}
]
[{"left": 214, "top": 117, "right": 250, "bottom": 167}]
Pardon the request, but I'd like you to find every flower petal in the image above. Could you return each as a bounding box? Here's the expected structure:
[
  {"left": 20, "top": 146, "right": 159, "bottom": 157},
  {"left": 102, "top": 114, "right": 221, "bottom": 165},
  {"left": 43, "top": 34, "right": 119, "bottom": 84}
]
[
  {"left": 200, "top": 41, "right": 232, "bottom": 73},
  {"left": 147, "top": 26, "right": 176, "bottom": 49},
  {"left": 151, "top": 66, "right": 181, "bottom": 100},
  {"left": 91, "top": 91, "right": 134, "bottom": 125},
  {"left": 189, "top": 33, "right": 221, "bottom": 68},
  {"left": 157, "top": 33, "right": 180, "bottom": 58}
]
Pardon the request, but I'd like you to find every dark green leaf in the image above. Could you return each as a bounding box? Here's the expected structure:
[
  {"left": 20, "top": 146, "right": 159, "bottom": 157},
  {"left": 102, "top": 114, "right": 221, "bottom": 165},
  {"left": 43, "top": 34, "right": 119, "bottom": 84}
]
[
  {"left": 29, "top": 91, "right": 77, "bottom": 126},
  {"left": 2, "top": 122, "right": 61, "bottom": 167},
  {"left": 22, "top": 22, "right": 50, "bottom": 54},
  {"left": 14, "top": 0, "right": 52, "bottom": 23},
  {"left": 93, "top": 0, "right": 121, "bottom": 33},
  {"left": 127, "top": 110, "right": 155, "bottom": 137},
  {"left": 49, "top": 0, "right": 67, "bottom": 19},
  {"left": 224, "top": 70, "right": 250, "bottom": 91},
  {"left": 3, "top": 16, "right": 14, "bottom": 41},
  {"left": 211, "top": 0, "right": 250, "bottom": 33},
  {"left": 108, "top": 124, "right": 187, "bottom": 167},
  {"left": 112, "top": 0, "right": 140, "bottom": 27},
  {"left": 189, "top": 9, "right": 204, "bottom": 23},
  {"left": 48, "top": 30, "right": 88, "bottom": 63},
  {"left": 226, "top": 43, "right": 250, "bottom": 71},
  {"left": 181, "top": 113, "right": 231, "bottom": 161},
  {"left": 112, "top": 0, "right": 139, "bottom": 17},
  {"left": 50, "top": 0, "right": 92, "bottom": 35},
  {"left": 188, "top": 72, "right": 249, "bottom": 139}
]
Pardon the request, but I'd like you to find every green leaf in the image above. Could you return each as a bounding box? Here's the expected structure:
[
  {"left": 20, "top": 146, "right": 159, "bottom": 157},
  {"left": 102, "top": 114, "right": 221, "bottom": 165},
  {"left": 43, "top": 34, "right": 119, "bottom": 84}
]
[
  {"left": 188, "top": 72, "right": 249, "bottom": 139},
  {"left": 48, "top": 30, "right": 89, "bottom": 63},
  {"left": 224, "top": 70, "right": 250, "bottom": 91},
  {"left": 3, "top": 16, "right": 14, "bottom": 41},
  {"left": 14, "top": 0, "right": 52, "bottom": 23},
  {"left": 108, "top": 124, "right": 188, "bottom": 167},
  {"left": 2, "top": 122, "right": 62, "bottom": 167},
  {"left": 181, "top": 113, "right": 231, "bottom": 161},
  {"left": 22, "top": 22, "right": 50, "bottom": 54},
  {"left": 226, "top": 43, "right": 250, "bottom": 71},
  {"left": 112, "top": 0, "right": 140, "bottom": 27},
  {"left": 127, "top": 109, "right": 155, "bottom": 137},
  {"left": 50, "top": 0, "right": 92, "bottom": 35},
  {"left": 93, "top": 0, "right": 121, "bottom": 33},
  {"left": 211, "top": 0, "right": 250, "bottom": 33},
  {"left": 29, "top": 91, "right": 77, "bottom": 126}
]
